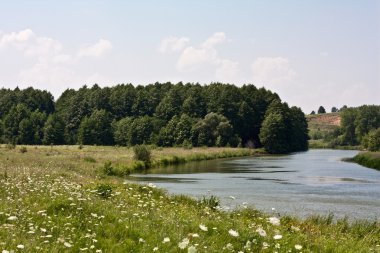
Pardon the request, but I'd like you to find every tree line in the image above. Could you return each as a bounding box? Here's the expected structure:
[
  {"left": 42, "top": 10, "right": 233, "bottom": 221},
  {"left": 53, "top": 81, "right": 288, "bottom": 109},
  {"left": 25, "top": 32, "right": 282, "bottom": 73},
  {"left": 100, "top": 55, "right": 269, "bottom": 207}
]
[
  {"left": 0, "top": 83, "right": 309, "bottom": 153},
  {"left": 339, "top": 105, "right": 380, "bottom": 151}
]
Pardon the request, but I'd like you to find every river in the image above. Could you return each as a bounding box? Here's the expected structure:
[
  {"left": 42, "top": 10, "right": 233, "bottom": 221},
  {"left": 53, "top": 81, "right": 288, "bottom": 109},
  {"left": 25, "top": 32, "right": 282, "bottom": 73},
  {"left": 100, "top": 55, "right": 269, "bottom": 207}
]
[{"left": 128, "top": 149, "right": 380, "bottom": 220}]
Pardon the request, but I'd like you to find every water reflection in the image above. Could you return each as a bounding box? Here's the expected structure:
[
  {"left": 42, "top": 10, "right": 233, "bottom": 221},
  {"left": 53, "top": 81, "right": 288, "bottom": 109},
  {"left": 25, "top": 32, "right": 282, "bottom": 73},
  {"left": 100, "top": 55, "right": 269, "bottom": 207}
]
[{"left": 129, "top": 149, "right": 380, "bottom": 220}]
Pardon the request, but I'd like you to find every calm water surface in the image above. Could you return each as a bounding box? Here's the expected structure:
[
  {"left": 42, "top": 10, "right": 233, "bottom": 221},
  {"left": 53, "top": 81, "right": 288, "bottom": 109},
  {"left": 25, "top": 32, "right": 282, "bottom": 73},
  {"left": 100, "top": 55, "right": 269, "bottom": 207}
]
[{"left": 129, "top": 149, "right": 380, "bottom": 220}]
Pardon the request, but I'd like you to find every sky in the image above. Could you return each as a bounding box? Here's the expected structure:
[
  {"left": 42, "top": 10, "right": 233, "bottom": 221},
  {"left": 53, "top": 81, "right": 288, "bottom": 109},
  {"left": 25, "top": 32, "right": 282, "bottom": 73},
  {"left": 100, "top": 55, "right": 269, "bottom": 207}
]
[{"left": 0, "top": 0, "right": 379, "bottom": 113}]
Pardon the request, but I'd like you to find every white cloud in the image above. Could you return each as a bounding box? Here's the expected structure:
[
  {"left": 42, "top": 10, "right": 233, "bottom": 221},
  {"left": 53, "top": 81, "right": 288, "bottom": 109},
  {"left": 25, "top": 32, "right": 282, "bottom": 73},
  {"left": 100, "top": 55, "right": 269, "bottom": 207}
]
[
  {"left": 159, "top": 36, "right": 189, "bottom": 53},
  {"left": 78, "top": 39, "right": 112, "bottom": 58},
  {"left": 0, "top": 29, "right": 113, "bottom": 97},
  {"left": 0, "top": 29, "right": 34, "bottom": 48},
  {"left": 251, "top": 57, "right": 296, "bottom": 86},
  {"left": 201, "top": 32, "right": 226, "bottom": 48},
  {"left": 167, "top": 32, "right": 239, "bottom": 81}
]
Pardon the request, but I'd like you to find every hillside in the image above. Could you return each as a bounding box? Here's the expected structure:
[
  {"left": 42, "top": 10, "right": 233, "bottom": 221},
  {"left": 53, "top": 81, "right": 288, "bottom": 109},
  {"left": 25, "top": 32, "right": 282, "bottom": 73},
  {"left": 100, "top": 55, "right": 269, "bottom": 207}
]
[{"left": 307, "top": 113, "right": 342, "bottom": 148}]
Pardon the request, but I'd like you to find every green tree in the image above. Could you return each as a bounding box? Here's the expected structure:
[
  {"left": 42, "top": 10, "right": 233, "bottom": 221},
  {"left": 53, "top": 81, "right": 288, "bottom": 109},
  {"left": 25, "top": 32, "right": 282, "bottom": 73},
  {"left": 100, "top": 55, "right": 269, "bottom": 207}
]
[
  {"left": 363, "top": 128, "right": 380, "bottom": 151},
  {"left": 191, "top": 113, "right": 236, "bottom": 147},
  {"left": 78, "top": 110, "right": 113, "bottom": 145},
  {"left": 310, "top": 111, "right": 316, "bottom": 115},
  {"left": 3, "top": 104, "right": 31, "bottom": 144},
  {"left": 113, "top": 117, "right": 133, "bottom": 146},
  {"left": 43, "top": 114, "right": 65, "bottom": 145},
  {"left": 259, "top": 100, "right": 291, "bottom": 154},
  {"left": 318, "top": 106, "right": 326, "bottom": 114},
  {"left": 331, "top": 107, "right": 338, "bottom": 113}
]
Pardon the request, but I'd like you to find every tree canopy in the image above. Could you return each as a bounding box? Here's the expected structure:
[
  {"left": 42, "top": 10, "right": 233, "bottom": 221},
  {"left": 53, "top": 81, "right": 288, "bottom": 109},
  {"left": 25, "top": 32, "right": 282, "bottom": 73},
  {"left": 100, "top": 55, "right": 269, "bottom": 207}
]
[{"left": 0, "top": 83, "right": 310, "bottom": 153}]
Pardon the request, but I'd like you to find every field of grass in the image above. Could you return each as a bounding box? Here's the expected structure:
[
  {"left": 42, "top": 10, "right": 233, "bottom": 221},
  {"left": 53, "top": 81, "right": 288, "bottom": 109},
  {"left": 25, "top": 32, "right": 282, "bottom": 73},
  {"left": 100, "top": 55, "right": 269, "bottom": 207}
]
[
  {"left": 353, "top": 152, "right": 380, "bottom": 170},
  {"left": 0, "top": 145, "right": 379, "bottom": 252}
]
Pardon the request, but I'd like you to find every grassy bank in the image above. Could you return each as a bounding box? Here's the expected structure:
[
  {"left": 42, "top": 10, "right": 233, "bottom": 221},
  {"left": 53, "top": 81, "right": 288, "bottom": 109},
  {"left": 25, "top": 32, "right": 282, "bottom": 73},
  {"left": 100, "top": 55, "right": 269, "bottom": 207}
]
[
  {"left": 0, "top": 145, "right": 379, "bottom": 252},
  {"left": 353, "top": 152, "right": 380, "bottom": 170},
  {"left": 308, "top": 140, "right": 360, "bottom": 150}
]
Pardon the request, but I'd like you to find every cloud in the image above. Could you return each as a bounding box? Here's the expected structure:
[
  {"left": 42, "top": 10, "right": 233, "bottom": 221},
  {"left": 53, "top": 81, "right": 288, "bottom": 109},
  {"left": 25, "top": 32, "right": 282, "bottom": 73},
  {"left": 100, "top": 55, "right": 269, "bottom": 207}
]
[
  {"left": 164, "top": 32, "right": 239, "bottom": 81},
  {"left": 251, "top": 57, "right": 296, "bottom": 86},
  {"left": 0, "top": 29, "right": 34, "bottom": 48},
  {"left": 0, "top": 29, "right": 113, "bottom": 97},
  {"left": 159, "top": 36, "right": 189, "bottom": 53},
  {"left": 201, "top": 32, "right": 226, "bottom": 48},
  {"left": 78, "top": 39, "right": 112, "bottom": 58}
]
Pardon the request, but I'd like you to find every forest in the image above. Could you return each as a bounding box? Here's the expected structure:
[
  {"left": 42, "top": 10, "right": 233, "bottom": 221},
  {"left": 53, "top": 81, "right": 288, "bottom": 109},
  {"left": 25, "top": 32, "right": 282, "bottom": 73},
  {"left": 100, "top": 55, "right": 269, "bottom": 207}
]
[{"left": 0, "top": 83, "right": 309, "bottom": 154}]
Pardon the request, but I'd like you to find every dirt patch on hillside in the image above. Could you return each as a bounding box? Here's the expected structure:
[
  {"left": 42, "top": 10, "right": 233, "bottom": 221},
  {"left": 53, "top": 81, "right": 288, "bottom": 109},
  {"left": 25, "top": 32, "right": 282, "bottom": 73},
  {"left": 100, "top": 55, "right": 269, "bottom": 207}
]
[{"left": 308, "top": 113, "right": 341, "bottom": 126}]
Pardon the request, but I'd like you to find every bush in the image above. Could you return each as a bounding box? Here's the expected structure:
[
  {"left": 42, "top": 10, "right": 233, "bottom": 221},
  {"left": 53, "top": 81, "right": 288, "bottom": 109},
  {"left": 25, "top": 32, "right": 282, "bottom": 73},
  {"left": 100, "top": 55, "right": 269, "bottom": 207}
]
[
  {"left": 102, "top": 161, "right": 115, "bottom": 176},
  {"left": 96, "top": 184, "right": 113, "bottom": 199},
  {"left": 133, "top": 145, "right": 151, "bottom": 165},
  {"left": 201, "top": 195, "right": 220, "bottom": 210},
  {"left": 19, "top": 146, "right": 27, "bottom": 153}
]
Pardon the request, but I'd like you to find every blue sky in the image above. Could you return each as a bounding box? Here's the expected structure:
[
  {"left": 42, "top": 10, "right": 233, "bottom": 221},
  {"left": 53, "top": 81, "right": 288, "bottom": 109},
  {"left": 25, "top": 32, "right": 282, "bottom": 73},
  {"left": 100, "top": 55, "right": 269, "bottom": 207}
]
[{"left": 0, "top": 0, "right": 379, "bottom": 113}]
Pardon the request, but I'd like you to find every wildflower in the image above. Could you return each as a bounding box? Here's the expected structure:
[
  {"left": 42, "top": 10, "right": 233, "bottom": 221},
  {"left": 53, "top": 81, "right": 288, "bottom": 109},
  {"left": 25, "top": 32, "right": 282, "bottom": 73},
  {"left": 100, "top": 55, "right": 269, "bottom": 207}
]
[
  {"left": 95, "top": 250, "right": 102, "bottom": 253},
  {"left": 256, "top": 227, "right": 267, "bottom": 237},
  {"left": 188, "top": 246, "right": 197, "bottom": 253},
  {"left": 295, "top": 244, "right": 303, "bottom": 250},
  {"left": 2, "top": 250, "right": 10, "bottom": 253},
  {"left": 7, "top": 216, "right": 18, "bottom": 221},
  {"left": 262, "top": 242, "right": 269, "bottom": 249},
  {"left": 17, "top": 245, "right": 25, "bottom": 249},
  {"left": 268, "top": 217, "right": 281, "bottom": 226},
  {"left": 228, "top": 229, "right": 239, "bottom": 237},
  {"left": 153, "top": 247, "right": 158, "bottom": 251},
  {"left": 291, "top": 226, "right": 300, "bottom": 231},
  {"left": 163, "top": 237, "right": 170, "bottom": 243},
  {"left": 139, "top": 238, "right": 145, "bottom": 243},
  {"left": 229, "top": 196, "right": 236, "bottom": 200},
  {"left": 273, "top": 234, "right": 282, "bottom": 240},
  {"left": 80, "top": 248, "right": 88, "bottom": 251},
  {"left": 191, "top": 233, "right": 199, "bottom": 238},
  {"left": 64, "top": 242, "right": 72, "bottom": 248},
  {"left": 199, "top": 224, "right": 208, "bottom": 231},
  {"left": 178, "top": 238, "right": 190, "bottom": 249}
]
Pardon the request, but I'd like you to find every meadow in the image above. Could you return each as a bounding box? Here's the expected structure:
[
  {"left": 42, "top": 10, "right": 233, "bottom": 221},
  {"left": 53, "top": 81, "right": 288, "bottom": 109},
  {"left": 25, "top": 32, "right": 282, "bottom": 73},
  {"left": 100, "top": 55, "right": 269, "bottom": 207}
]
[{"left": 0, "top": 145, "right": 379, "bottom": 252}]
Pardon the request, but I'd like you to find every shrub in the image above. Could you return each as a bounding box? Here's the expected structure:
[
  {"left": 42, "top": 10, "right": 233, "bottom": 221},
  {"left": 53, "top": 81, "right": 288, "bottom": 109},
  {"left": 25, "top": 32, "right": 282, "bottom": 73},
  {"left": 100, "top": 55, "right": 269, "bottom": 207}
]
[
  {"left": 102, "top": 161, "right": 115, "bottom": 176},
  {"left": 133, "top": 145, "right": 151, "bottom": 165},
  {"left": 96, "top": 184, "right": 113, "bottom": 199},
  {"left": 19, "top": 146, "right": 27, "bottom": 153},
  {"left": 201, "top": 195, "right": 220, "bottom": 210}
]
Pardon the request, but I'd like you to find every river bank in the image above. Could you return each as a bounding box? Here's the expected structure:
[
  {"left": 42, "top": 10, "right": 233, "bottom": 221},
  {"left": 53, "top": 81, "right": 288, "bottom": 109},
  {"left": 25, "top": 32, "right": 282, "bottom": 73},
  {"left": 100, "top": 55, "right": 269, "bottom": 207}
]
[
  {"left": 352, "top": 152, "right": 380, "bottom": 170},
  {"left": 1, "top": 146, "right": 379, "bottom": 252}
]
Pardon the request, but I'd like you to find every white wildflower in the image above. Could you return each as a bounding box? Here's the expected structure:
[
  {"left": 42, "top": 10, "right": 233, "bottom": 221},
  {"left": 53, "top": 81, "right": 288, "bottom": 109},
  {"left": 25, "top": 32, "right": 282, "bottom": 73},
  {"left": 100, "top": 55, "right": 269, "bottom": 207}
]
[
  {"left": 153, "top": 247, "right": 158, "bottom": 251},
  {"left": 228, "top": 229, "right": 239, "bottom": 237},
  {"left": 268, "top": 217, "right": 281, "bottom": 226},
  {"left": 7, "top": 216, "right": 18, "bottom": 221},
  {"left": 178, "top": 238, "right": 190, "bottom": 249},
  {"left": 273, "top": 234, "right": 282, "bottom": 240},
  {"left": 64, "top": 242, "right": 72, "bottom": 248},
  {"left": 295, "top": 244, "right": 303, "bottom": 250},
  {"left": 188, "top": 246, "right": 197, "bottom": 253},
  {"left": 17, "top": 245, "right": 25, "bottom": 249},
  {"left": 199, "top": 224, "right": 208, "bottom": 231},
  {"left": 256, "top": 227, "right": 267, "bottom": 237},
  {"left": 139, "top": 238, "right": 145, "bottom": 243},
  {"left": 163, "top": 237, "right": 170, "bottom": 243}
]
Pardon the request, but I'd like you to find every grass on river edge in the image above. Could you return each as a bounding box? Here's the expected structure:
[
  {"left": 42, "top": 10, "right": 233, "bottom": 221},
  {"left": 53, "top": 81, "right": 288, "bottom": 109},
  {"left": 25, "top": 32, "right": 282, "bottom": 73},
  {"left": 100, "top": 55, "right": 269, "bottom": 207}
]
[{"left": 0, "top": 145, "right": 379, "bottom": 252}]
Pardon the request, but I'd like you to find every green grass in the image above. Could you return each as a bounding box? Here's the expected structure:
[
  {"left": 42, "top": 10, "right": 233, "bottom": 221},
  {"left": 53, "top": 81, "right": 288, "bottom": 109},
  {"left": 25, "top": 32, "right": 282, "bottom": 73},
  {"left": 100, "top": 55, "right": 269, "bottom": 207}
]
[
  {"left": 353, "top": 152, "right": 380, "bottom": 170},
  {"left": 0, "top": 145, "right": 379, "bottom": 252}
]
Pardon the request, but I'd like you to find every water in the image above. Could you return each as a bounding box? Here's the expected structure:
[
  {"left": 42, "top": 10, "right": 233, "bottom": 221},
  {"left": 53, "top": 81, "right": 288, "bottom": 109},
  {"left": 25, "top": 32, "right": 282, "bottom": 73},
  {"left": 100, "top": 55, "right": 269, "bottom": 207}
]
[{"left": 128, "top": 149, "right": 380, "bottom": 220}]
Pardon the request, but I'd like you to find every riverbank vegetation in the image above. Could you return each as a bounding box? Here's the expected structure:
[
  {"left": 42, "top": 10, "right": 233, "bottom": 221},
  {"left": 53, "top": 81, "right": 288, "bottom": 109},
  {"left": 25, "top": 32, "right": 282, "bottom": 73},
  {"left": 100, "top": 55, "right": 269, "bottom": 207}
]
[
  {"left": 307, "top": 105, "right": 380, "bottom": 151},
  {"left": 0, "top": 83, "right": 308, "bottom": 154},
  {"left": 0, "top": 146, "right": 379, "bottom": 252},
  {"left": 353, "top": 152, "right": 380, "bottom": 170}
]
